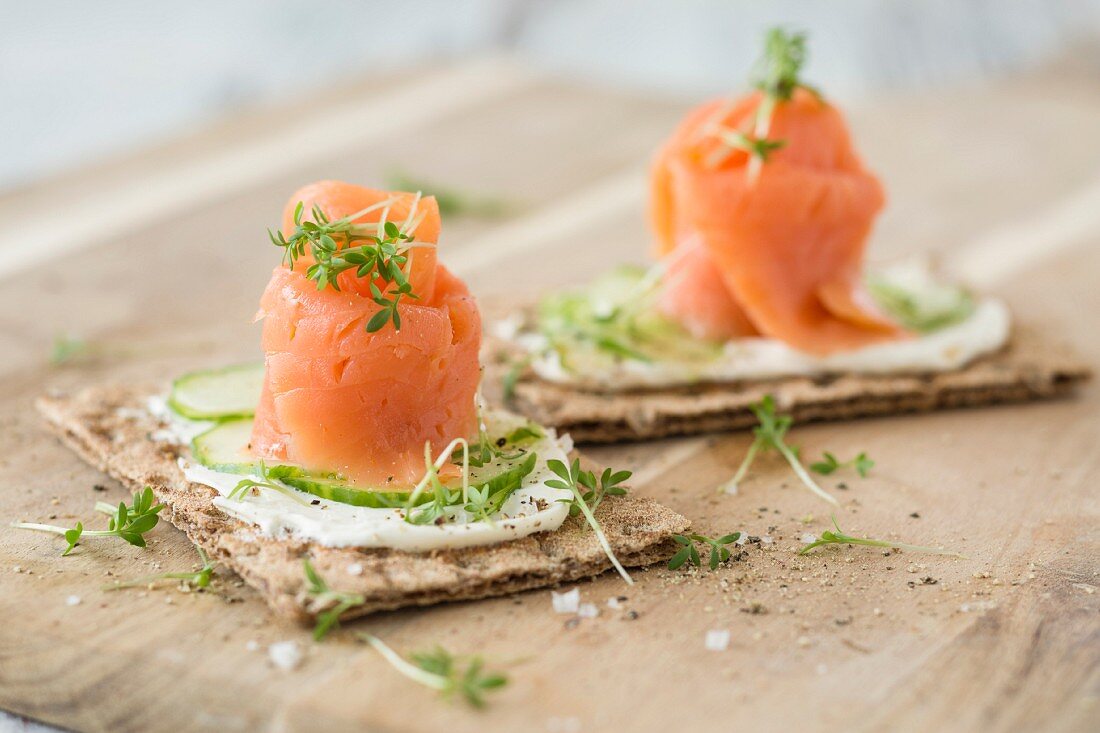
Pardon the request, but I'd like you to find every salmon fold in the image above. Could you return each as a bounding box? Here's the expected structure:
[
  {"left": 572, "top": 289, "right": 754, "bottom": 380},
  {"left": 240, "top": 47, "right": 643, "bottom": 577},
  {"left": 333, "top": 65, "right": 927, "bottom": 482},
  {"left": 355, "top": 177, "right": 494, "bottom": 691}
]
[
  {"left": 250, "top": 181, "right": 481, "bottom": 487},
  {"left": 650, "top": 90, "right": 905, "bottom": 355}
]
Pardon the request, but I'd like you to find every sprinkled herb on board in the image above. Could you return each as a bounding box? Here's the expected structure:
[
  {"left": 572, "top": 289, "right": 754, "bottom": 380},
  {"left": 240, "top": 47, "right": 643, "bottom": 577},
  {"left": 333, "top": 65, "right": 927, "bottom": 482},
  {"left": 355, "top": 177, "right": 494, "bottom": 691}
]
[
  {"left": 12, "top": 487, "right": 164, "bottom": 555},
  {"left": 668, "top": 532, "right": 742, "bottom": 570},
  {"left": 799, "top": 516, "right": 963, "bottom": 557},
  {"left": 719, "top": 395, "right": 839, "bottom": 505},
  {"left": 103, "top": 545, "right": 216, "bottom": 591},
  {"left": 362, "top": 634, "right": 508, "bottom": 708},
  {"left": 547, "top": 458, "right": 634, "bottom": 584},
  {"left": 810, "top": 451, "right": 874, "bottom": 477}
]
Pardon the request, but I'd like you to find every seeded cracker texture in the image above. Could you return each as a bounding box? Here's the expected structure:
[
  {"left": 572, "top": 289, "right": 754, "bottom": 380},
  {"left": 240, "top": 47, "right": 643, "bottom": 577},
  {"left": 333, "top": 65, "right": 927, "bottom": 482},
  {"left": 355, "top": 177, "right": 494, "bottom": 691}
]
[
  {"left": 489, "top": 325, "right": 1090, "bottom": 443},
  {"left": 36, "top": 385, "right": 689, "bottom": 623}
]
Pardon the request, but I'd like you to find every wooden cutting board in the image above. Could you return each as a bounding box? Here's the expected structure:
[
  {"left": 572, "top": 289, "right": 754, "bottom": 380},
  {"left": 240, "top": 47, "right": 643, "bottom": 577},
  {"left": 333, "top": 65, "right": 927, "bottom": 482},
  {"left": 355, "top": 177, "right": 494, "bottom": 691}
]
[{"left": 1, "top": 58, "right": 1097, "bottom": 733}]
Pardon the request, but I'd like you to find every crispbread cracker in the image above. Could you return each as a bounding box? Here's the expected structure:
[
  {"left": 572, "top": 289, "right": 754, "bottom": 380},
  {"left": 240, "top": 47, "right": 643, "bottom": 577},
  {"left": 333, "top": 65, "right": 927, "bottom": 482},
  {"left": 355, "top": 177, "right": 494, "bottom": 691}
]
[
  {"left": 36, "top": 385, "right": 689, "bottom": 623},
  {"left": 489, "top": 326, "right": 1090, "bottom": 443}
]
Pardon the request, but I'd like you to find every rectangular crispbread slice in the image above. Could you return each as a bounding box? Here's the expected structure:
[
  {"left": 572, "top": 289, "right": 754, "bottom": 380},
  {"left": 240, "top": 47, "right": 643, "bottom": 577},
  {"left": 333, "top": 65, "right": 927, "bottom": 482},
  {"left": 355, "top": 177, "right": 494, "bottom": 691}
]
[
  {"left": 36, "top": 385, "right": 689, "bottom": 623},
  {"left": 488, "top": 326, "right": 1091, "bottom": 443}
]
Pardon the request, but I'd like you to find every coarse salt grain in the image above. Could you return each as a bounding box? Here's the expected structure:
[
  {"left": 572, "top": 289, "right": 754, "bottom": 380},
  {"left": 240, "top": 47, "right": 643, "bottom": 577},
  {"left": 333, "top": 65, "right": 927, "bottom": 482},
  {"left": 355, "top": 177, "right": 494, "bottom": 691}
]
[
  {"left": 65, "top": 595, "right": 81, "bottom": 606},
  {"left": 801, "top": 533, "right": 816, "bottom": 543},
  {"left": 577, "top": 603, "right": 599, "bottom": 619},
  {"left": 704, "top": 629, "right": 730, "bottom": 652},
  {"left": 551, "top": 588, "right": 580, "bottom": 614},
  {"left": 607, "top": 597, "right": 622, "bottom": 610},
  {"left": 346, "top": 563, "right": 364, "bottom": 576},
  {"left": 268, "top": 641, "right": 303, "bottom": 671}
]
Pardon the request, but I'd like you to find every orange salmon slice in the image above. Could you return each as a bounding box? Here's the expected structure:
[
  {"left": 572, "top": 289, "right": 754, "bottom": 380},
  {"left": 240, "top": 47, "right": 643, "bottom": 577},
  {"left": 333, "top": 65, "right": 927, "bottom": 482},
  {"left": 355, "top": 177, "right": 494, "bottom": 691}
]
[
  {"left": 250, "top": 181, "right": 480, "bottom": 487},
  {"left": 650, "top": 90, "right": 905, "bottom": 354}
]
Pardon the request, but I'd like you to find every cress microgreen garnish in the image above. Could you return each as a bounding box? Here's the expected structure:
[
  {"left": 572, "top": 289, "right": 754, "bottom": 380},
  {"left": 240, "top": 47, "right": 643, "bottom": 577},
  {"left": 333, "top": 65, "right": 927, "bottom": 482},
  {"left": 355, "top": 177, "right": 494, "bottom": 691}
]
[
  {"left": 361, "top": 634, "right": 509, "bottom": 708},
  {"left": 560, "top": 466, "right": 630, "bottom": 518},
  {"left": 228, "top": 461, "right": 311, "bottom": 506},
  {"left": 708, "top": 27, "right": 818, "bottom": 176},
  {"left": 713, "top": 129, "right": 787, "bottom": 165},
  {"left": 404, "top": 439, "right": 470, "bottom": 525},
  {"left": 546, "top": 458, "right": 633, "bottom": 585},
  {"left": 752, "top": 27, "right": 818, "bottom": 103},
  {"left": 385, "top": 170, "right": 512, "bottom": 219},
  {"left": 302, "top": 558, "right": 366, "bottom": 640},
  {"left": 668, "top": 532, "right": 742, "bottom": 571},
  {"left": 269, "top": 195, "right": 432, "bottom": 332},
  {"left": 799, "top": 516, "right": 964, "bottom": 557},
  {"left": 103, "top": 545, "right": 216, "bottom": 591},
  {"left": 11, "top": 487, "right": 164, "bottom": 556},
  {"left": 403, "top": 435, "right": 537, "bottom": 526},
  {"left": 810, "top": 451, "right": 874, "bottom": 478},
  {"left": 718, "top": 395, "right": 839, "bottom": 506},
  {"left": 453, "top": 419, "right": 508, "bottom": 469}
]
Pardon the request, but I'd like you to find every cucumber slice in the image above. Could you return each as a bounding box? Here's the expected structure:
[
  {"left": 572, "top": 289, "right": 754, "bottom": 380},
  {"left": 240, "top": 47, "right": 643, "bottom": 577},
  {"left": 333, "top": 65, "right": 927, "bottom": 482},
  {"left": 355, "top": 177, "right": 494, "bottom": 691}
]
[
  {"left": 190, "top": 413, "right": 542, "bottom": 510},
  {"left": 474, "top": 451, "right": 537, "bottom": 498},
  {"left": 277, "top": 473, "right": 413, "bottom": 509},
  {"left": 168, "top": 363, "right": 264, "bottom": 420},
  {"left": 190, "top": 418, "right": 259, "bottom": 473},
  {"left": 276, "top": 452, "right": 538, "bottom": 510}
]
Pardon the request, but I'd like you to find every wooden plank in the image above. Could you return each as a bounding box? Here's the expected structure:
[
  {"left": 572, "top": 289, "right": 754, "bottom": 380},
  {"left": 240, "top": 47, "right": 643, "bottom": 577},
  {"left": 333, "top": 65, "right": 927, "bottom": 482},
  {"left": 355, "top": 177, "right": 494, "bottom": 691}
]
[{"left": 1, "top": 60, "right": 1098, "bottom": 733}]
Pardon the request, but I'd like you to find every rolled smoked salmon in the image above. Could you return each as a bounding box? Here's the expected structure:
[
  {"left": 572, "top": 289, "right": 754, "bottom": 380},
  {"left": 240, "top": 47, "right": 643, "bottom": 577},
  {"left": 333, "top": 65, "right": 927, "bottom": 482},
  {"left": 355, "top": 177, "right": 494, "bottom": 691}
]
[
  {"left": 650, "top": 83, "right": 904, "bottom": 354},
  {"left": 250, "top": 181, "right": 480, "bottom": 487}
]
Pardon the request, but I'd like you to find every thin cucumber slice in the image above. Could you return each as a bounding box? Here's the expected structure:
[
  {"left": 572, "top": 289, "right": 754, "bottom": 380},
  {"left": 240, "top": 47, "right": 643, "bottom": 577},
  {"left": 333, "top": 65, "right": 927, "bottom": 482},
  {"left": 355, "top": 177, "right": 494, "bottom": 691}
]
[
  {"left": 168, "top": 363, "right": 264, "bottom": 420},
  {"left": 473, "top": 451, "right": 537, "bottom": 498},
  {"left": 190, "top": 413, "right": 543, "bottom": 510},
  {"left": 275, "top": 452, "right": 538, "bottom": 509},
  {"left": 276, "top": 473, "right": 413, "bottom": 509},
  {"left": 190, "top": 418, "right": 259, "bottom": 473}
]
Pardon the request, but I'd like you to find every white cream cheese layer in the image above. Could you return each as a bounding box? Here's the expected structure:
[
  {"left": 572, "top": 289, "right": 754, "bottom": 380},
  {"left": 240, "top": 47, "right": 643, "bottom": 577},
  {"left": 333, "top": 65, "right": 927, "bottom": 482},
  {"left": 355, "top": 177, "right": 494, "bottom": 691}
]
[
  {"left": 169, "top": 410, "right": 574, "bottom": 552},
  {"left": 525, "top": 297, "right": 1011, "bottom": 390}
]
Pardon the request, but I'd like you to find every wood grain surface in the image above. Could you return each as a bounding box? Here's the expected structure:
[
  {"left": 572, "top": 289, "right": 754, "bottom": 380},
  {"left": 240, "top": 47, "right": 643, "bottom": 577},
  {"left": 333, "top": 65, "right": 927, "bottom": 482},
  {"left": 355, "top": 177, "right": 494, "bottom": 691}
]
[{"left": 1, "top": 58, "right": 1097, "bottom": 733}]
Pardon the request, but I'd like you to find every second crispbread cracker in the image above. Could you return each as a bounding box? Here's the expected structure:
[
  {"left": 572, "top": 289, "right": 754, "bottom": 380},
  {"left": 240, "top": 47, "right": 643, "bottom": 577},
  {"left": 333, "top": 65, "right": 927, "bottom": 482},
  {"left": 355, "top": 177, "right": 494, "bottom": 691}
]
[
  {"left": 36, "top": 384, "right": 689, "bottom": 623},
  {"left": 491, "top": 326, "right": 1090, "bottom": 443}
]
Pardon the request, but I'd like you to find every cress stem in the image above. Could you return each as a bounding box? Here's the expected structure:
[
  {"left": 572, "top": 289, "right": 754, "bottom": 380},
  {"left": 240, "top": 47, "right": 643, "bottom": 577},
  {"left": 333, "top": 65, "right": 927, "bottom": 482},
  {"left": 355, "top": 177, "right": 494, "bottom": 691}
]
[
  {"left": 570, "top": 485, "right": 633, "bottom": 585},
  {"left": 777, "top": 442, "right": 839, "bottom": 506},
  {"left": 719, "top": 439, "right": 760, "bottom": 494},
  {"left": 862, "top": 538, "right": 963, "bottom": 557},
  {"left": 363, "top": 635, "right": 450, "bottom": 691},
  {"left": 12, "top": 522, "right": 119, "bottom": 539},
  {"left": 10, "top": 521, "right": 67, "bottom": 535}
]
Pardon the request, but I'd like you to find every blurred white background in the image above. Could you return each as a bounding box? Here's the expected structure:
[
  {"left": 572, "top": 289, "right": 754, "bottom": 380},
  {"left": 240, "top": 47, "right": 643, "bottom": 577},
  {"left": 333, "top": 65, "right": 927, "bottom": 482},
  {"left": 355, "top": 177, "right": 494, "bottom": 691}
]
[{"left": 3, "top": 0, "right": 1100, "bottom": 192}]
